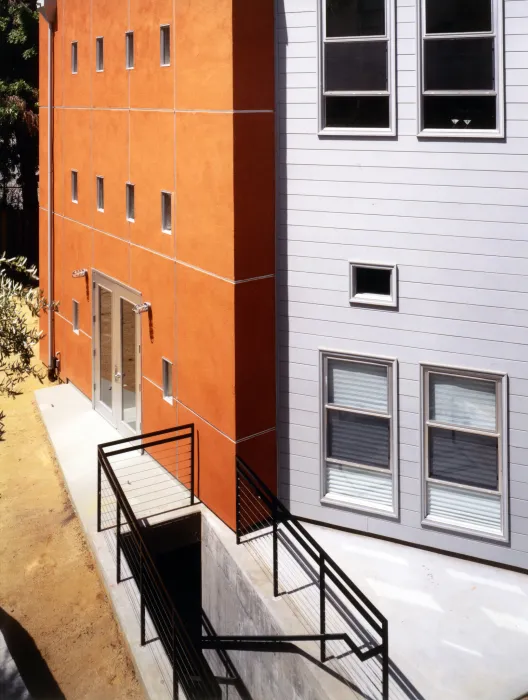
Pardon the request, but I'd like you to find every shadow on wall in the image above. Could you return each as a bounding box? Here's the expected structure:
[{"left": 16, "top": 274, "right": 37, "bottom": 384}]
[{"left": 0, "top": 607, "right": 65, "bottom": 700}]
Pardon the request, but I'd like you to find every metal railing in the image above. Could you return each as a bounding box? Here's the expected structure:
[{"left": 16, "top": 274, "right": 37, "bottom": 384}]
[
  {"left": 97, "top": 426, "right": 221, "bottom": 700},
  {"left": 234, "top": 456, "right": 389, "bottom": 700}
]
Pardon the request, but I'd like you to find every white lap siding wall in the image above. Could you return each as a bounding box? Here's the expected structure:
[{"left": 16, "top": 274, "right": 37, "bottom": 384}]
[{"left": 277, "top": 0, "right": 528, "bottom": 569}]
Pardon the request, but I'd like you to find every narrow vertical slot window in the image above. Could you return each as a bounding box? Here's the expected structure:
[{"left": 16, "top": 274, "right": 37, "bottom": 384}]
[
  {"left": 161, "top": 192, "right": 172, "bottom": 233},
  {"left": 71, "top": 41, "right": 78, "bottom": 74},
  {"left": 96, "top": 37, "right": 104, "bottom": 72},
  {"left": 160, "top": 25, "right": 171, "bottom": 66},
  {"left": 96, "top": 176, "right": 104, "bottom": 212},
  {"left": 126, "top": 183, "right": 135, "bottom": 222},
  {"left": 71, "top": 170, "right": 78, "bottom": 203},
  {"left": 320, "top": 0, "right": 396, "bottom": 135},
  {"left": 72, "top": 300, "right": 79, "bottom": 334},
  {"left": 162, "top": 359, "right": 173, "bottom": 403},
  {"left": 125, "top": 31, "right": 134, "bottom": 69}
]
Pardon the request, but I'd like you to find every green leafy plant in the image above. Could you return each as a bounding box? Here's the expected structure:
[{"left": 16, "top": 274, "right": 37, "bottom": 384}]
[{"left": 0, "top": 253, "right": 45, "bottom": 437}]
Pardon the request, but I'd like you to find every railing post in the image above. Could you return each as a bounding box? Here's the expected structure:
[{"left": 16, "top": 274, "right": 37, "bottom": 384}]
[
  {"left": 97, "top": 454, "right": 102, "bottom": 532},
  {"left": 190, "top": 425, "right": 195, "bottom": 506},
  {"left": 235, "top": 467, "right": 241, "bottom": 545},
  {"left": 382, "top": 619, "right": 389, "bottom": 700},
  {"left": 140, "top": 543, "right": 145, "bottom": 646},
  {"left": 320, "top": 552, "right": 326, "bottom": 663},
  {"left": 172, "top": 609, "right": 177, "bottom": 700},
  {"left": 272, "top": 500, "right": 279, "bottom": 598},
  {"left": 116, "top": 503, "right": 121, "bottom": 584}
]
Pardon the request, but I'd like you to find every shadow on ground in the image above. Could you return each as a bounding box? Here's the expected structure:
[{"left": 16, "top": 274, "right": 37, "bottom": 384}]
[{"left": 0, "top": 607, "right": 65, "bottom": 700}]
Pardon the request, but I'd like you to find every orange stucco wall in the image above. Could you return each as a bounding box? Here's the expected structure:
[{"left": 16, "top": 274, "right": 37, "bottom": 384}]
[{"left": 39, "top": 0, "right": 276, "bottom": 529}]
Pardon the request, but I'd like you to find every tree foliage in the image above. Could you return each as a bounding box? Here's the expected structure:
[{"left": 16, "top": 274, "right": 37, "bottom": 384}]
[
  {"left": 0, "top": 253, "right": 45, "bottom": 437},
  {"left": 0, "top": 0, "right": 39, "bottom": 210}
]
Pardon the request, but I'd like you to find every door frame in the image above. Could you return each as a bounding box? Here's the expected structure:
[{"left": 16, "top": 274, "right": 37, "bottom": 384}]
[{"left": 92, "top": 270, "right": 143, "bottom": 437}]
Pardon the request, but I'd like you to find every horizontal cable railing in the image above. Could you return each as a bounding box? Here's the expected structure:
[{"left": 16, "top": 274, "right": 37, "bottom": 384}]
[
  {"left": 235, "top": 456, "right": 389, "bottom": 700},
  {"left": 97, "top": 426, "right": 220, "bottom": 700}
]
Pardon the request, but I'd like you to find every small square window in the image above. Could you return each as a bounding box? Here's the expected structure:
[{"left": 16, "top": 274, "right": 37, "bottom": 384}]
[
  {"left": 71, "top": 170, "right": 78, "bottom": 203},
  {"left": 96, "top": 176, "right": 104, "bottom": 212},
  {"left": 161, "top": 192, "right": 172, "bottom": 233},
  {"left": 162, "top": 358, "right": 173, "bottom": 403},
  {"left": 126, "top": 183, "right": 135, "bottom": 222},
  {"left": 125, "top": 31, "right": 134, "bottom": 69},
  {"left": 349, "top": 262, "right": 397, "bottom": 308},
  {"left": 71, "top": 41, "right": 78, "bottom": 74},
  {"left": 72, "top": 300, "right": 79, "bottom": 334},
  {"left": 160, "top": 25, "right": 171, "bottom": 66},
  {"left": 96, "top": 37, "right": 104, "bottom": 72}
]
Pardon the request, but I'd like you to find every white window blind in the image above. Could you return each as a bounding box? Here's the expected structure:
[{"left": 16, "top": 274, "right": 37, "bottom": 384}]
[
  {"left": 427, "top": 483, "right": 502, "bottom": 536},
  {"left": 323, "top": 355, "right": 396, "bottom": 516},
  {"left": 430, "top": 374, "right": 496, "bottom": 432},
  {"left": 329, "top": 360, "right": 388, "bottom": 413}
]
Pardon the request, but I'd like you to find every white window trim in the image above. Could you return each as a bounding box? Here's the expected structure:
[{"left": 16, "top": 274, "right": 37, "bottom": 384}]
[
  {"left": 319, "top": 349, "right": 399, "bottom": 518},
  {"left": 126, "top": 183, "right": 135, "bottom": 222},
  {"left": 160, "top": 25, "right": 171, "bottom": 67},
  {"left": 162, "top": 358, "right": 173, "bottom": 404},
  {"left": 72, "top": 299, "right": 80, "bottom": 334},
  {"left": 96, "top": 176, "right": 104, "bottom": 212},
  {"left": 349, "top": 261, "right": 398, "bottom": 308},
  {"left": 96, "top": 36, "right": 104, "bottom": 72},
  {"left": 161, "top": 191, "right": 172, "bottom": 234},
  {"left": 125, "top": 31, "right": 134, "bottom": 70},
  {"left": 416, "top": 0, "right": 505, "bottom": 139},
  {"left": 420, "top": 363, "right": 509, "bottom": 542},
  {"left": 71, "top": 41, "right": 78, "bottom": 74},
  {"left": 317, "top": 0, "right": 397, "bottom": 137},
  {"left": 71, "top": 170, "right": 78, "bottom": 203}
]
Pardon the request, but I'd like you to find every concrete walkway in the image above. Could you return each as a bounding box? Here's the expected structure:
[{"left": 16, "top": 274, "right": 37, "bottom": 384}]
[{"left": 306, "top": 522, "right": 528, "bottom": 700}]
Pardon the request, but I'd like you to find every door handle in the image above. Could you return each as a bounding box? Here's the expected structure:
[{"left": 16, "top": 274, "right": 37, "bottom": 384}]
[{"left": 114, "top": 366, "right": 122, "bottom": 381}]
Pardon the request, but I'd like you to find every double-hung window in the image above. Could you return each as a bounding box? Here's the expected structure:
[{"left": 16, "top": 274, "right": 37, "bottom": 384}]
[
  {"left": 418, "top": 0, "right": 504, "bottom": 137},
  {"left": 321, "top": 352, "right": 398, "bottom": 516},
  {"left": 422, "top": 366, "right": 508, "bottom": 540},
  {"left": 319, "top": 0, "right": 396, "bottom": 135}
]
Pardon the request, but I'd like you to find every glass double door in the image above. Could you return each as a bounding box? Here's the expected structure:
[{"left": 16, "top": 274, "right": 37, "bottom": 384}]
[{"left": 93, "top": 272, "right": 141, "bottom": 437}]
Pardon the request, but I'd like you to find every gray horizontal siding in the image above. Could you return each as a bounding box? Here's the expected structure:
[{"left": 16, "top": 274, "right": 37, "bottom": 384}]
[{"left": 278, "top": 0, "right": 528, "bottom": 569}]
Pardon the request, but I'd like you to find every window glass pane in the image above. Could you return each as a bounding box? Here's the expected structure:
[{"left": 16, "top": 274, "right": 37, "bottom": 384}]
[
  {"left": 99, "top": 288, "right": 113, "bottom": 409},
  {"left": 325, "top": 95, "right": 389, "bottom": 128},
  {"left": 325, "top": 41, "right": 387, "bottom": 91},
  {"left": 327, "top": 463, "right": 393, "bottom": 510},
  {"left": 326, "top": 0, "right": 385, "bottom": 38},
  {"left": 424, "top": 38, "right": 494, "bottom": 91},
  {"left": 329, "top": 359, "right": 388, "bottom": 412},
  {"left": 355, "top": 267, "right": 391, "bottom": 296},
  {"left": 430, "top": 373, "right": 497, "bottom": 431},
  {"left": 426, "top": 0, "right": 492, "bottom": 34},
  {"left": 427, "top": 483, "right": 502, "bottom": 535},
  {"left": 423, "top": 95, "right": 496, "bottom": 130},
  {"left": 121, "top": 299, "right": 137, "bottom": 431},
  {"left": 328, "top": 410, "right": 390, "bottom": 469},
  {"left": 429, "top": 427, "right": 498, "bottom": 490}
]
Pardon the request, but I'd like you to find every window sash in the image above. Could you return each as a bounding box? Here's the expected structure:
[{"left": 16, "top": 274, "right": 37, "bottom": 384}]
[
  {"left": 319, "top": 0, "right": 395, "bottom": 133},
  {"left": 422, "top": 365, "right": 506, "bottom": 538},
  {"left": 418, "top": 0, "right": 502, "bottom": 133}
]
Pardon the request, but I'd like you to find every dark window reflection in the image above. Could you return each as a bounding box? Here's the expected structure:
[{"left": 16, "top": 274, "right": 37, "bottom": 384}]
[
  {"left": 325, "top": 41, "right": 388, "bottom": 91},
  {"left": 423, "top": 95, "right": 496, "bottom": 130},
  {"left": 325, "top": 95, "right": 390, "bottom": 128},
  {"left": 426, "top": 0, "right": 492, "bottom": 34},
  {"left": 424, "top": 38, "right": 494, "bottom": 91},
  {"left": 326, "top": 0, "right": 385, "bottom": 37},
  {"left": 429, "top": 427, "right": 498, "bottom": 490}
]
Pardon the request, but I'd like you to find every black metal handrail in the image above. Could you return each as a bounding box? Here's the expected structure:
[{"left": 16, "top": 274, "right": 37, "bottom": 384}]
[
  {"left": 235, "top": 456, "right": 389, "bottom": 700},
  {"left": 97, "top": 426, "right": 220, "bottom": 700}
]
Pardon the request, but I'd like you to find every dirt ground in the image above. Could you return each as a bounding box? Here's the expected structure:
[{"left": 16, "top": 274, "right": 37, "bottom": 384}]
[{"left": 0, "top": 366, "right": 144, "bottom": 699}]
